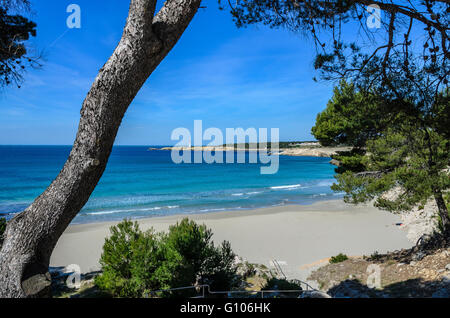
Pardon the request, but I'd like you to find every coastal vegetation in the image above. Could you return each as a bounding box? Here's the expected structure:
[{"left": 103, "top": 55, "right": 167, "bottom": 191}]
[
  {"left": 0, "top": 0, "right": 448, "bottom": 298},
  {"left": 312, "top": 81, "right": 450, "bottom": 236},
  {"left": 95, "top": 219, "right": 238, "bottom": 298},
  {"left": 329, "top": 253, "right": 349, "bottom": 264},
  {"left": 221, "top": 141, "right": 320, "bottom": 150},
  {"left": 223, "top": 0, "right": 449, "bottom": 236},
  {"left": 0, "top": 0, "right": 38, "bottom": 87},
  {"left": 0, "top": 0, "right": 203, "bottom": 297}
]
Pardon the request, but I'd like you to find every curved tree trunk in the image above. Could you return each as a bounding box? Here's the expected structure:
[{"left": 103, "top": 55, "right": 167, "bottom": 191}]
[{"left": 0, "top": 0, "right": 201, "bottom": 298}]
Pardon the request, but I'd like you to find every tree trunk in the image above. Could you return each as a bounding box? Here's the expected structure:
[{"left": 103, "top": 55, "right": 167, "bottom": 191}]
[
  {"left": 434, "top": 189, "right": 450, "bottom": 236},
  {"left": 0, "top": 0, "right": 201, "bottom": 298}
]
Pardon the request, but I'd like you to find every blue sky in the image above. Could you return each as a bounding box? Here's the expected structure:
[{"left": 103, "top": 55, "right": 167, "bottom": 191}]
[{"left": 0, "top": 0, "right": 336, "bottom": 145}]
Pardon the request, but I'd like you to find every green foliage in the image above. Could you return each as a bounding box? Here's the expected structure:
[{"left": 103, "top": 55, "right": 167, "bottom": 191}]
[
  {"left": 329, "top": 253, "right": 349, "bottom": 264},
  {"left": 0, "top": 5, "right": 37, "bottom": 87},
  {"left": 311, "top": 81, "right": 386, "bottom": 148},
  {"left": 201, "top": 240, "right": 238, "bottom": 291},
  {"left": 314, "top": 80, "right": 450, "bottom": 232},
  {"left": 163, "top": 218, "right": 212, "bottom": 286},
  {"left": 262, "top": 278, "right": 302, "bottom": 291},
  {"left": 222, "top": 1, "right": 448, "bottom": 114},
  {"left": 368, "top": 251, "right": 381, "bottom": 261},
  {"left": 95, "top": 218, "right": 238, "bottom": 298},
  {"left": 0, "top": 217, "right": 6, "bottom": 247},
  {"left": 333, "top": 126, "right": 450, "bottom": 214},
  {"left": 223, "top": 0, "right": 450, "bottom": 231},
  {"left": 332, "top": 149, "right": 367, "bottom": 174}
]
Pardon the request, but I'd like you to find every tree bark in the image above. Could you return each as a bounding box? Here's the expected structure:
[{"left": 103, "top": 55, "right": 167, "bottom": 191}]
[
  {"left": 0, "top": 0, "right": 201, "bottom": 298},
  {"left": 434, "top": 189, "right": 450, "bottom": 236}
]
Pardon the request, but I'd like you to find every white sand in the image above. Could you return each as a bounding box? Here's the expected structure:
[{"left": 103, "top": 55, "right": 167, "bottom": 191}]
[{"left": 51, "top": 200, "right": 412, "bottom": 283}]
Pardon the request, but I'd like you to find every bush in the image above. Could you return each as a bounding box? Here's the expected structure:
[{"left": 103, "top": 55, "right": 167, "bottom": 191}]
[
  {"left": 0, "top": 217, "right": 6, "bottom": 247},
  {"left": 262, "top": 278, "right": 303, "bottom": 291},
  {"left": 95, "top": 218, "right": 238, "bottom": 297},
  {"left": 329, "top": 253, "right": 349, "bottom": 264},
  {"left": 200, "top": 240, "right": 238, "bottom": 291}
]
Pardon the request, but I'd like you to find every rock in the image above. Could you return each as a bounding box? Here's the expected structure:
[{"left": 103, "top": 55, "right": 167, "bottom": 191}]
[
  {"left": 22, "top": 272, "right": 52, "bottom": 298},
  {"left": 300, "top": 290, "right": 331, "bottom": 298},
  {"left": 382, "top": 187, "right": 439, "bottom": 243},
  {"left": 412, "top": 251, "right": 426, "bottom": 261},
  {"left": 329, "top": 159, "right": 341, "bottom": 167},
  {"left": 445, "top": 264, "right": 450, "bottom": 271},
  {"left": 80, "top": 278, "right": 94, "bottom": 288},
  {"left": 410, "top": 261, "right": 417, "bottom": 266}
]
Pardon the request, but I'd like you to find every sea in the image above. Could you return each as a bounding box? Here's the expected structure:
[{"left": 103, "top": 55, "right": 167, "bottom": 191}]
[{"left": 0, "top": 146, "right": 342, "bottom": 224}]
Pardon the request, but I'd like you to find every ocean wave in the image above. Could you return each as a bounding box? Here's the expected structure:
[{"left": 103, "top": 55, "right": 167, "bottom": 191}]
[
  {"left": 232, "top": 191, "right": 263, "bottom": 197},
  {"left": 84, "top": 205, "right": 180, "bottom": 216},
  {"left": 316, "top": 180, "right": 334, "bottom": 187},
  {"left": 199, "top": 208, "right": 227, "bottom": 212},
  {"left": 270, "top": 184, "right": 301, "bottom": 190},
  {"left": 83, "top": 194, "right": 188, "bottom": 210}
]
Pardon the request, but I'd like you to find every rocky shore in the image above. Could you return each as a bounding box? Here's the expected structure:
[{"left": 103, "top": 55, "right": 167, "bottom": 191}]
[
  {"left": 148, "top": 143, "right": 351, "bottom": 159},
  {"left": 308, "top": 247, "right": 450, "bottom": 298}
]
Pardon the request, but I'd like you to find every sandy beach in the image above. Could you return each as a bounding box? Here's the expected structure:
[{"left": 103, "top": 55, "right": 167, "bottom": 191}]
[{"left": 51, "top": 200, "right": 413, "bottom": 284}]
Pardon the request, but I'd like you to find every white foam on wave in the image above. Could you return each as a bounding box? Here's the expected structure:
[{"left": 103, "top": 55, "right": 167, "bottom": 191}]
[
  {"left": 199, "top": 208, "right": 227, "bottom": 212},
  {"left": 232, "top": 191, "right": 263, "bottom": 197},
  {"left": 316, "top": 180, "right": 334, "bottom": 187},
  {"left": 85, "top": 205, "right": 180, "bottom": 216},
  {"left": 270, "top": 184, "right": 301, "bottom": 190}
]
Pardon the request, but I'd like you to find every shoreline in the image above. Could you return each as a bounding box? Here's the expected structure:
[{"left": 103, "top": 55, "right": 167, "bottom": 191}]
[
  {"left": 149, "top": 145, "right": 352, "bottom": 158},
  {"left": 70, "top": 197, "right": 343, "bottom": 226},
  {"left": 51, "top": 199, "right": 413, "bottom": 283}
]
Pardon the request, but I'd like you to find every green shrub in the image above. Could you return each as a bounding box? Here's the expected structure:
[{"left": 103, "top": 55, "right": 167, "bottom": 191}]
[
  {"left": 369, "top": 251, "right": 381, "bottom": 261},
  {"left": 262, "top": 278, "right": 303, "bottom": 291},
  {"left": 163, "top": 218, "right": 212, "bottom": 288},
  {"left": 95, "top": 218, "right": 238, "bottom": 297},
  {"left": 200, "top": 240, "right": 238, "bottom": 291},
  {"left": 0, "top": 217, "right": 6, "bottom": 248},
  {"left": 329, "top": 253, "right": 349, "bottom": 264}
]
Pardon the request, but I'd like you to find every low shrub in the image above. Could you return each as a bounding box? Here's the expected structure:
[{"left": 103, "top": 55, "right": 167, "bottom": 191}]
[
  {"left": 329, "top": 253, "right": 349, "bottom": 264},
  {"left": 262, "top": 278, "right": 303, "bottom": 291},
  {"left": 95, "top": 218, "right": 238, "bottom": 297}
]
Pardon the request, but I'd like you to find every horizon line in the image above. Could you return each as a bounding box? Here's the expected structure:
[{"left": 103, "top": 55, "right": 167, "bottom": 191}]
[{"left": 0, "top": 140, "right": 318, "bottom": 147}]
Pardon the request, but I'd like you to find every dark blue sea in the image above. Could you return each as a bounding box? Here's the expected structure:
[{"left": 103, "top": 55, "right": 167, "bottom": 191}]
[{"left": 0, "top": 146, "right": 341, "bottom": 224}]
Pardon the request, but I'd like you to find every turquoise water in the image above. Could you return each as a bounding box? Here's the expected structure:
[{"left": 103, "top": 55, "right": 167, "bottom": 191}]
[{"left": 0, "top": 146, "right": 341, "bottom": 224}]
